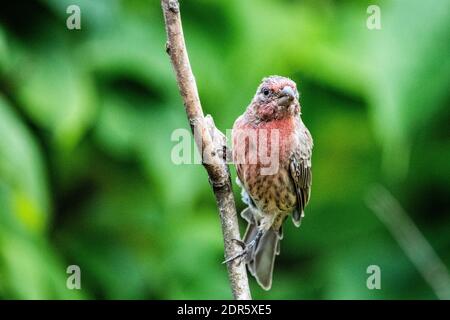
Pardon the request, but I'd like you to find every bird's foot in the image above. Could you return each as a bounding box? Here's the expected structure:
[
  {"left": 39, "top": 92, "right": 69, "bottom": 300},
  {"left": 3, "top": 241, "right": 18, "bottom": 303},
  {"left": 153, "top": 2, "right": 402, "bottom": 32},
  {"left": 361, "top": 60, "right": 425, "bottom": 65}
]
[
  {"left": 222, "top": 236, "right": 260, "bottom": 264},
  {"left": 230, "top": 238, "right": 246, "bottom": 249}
]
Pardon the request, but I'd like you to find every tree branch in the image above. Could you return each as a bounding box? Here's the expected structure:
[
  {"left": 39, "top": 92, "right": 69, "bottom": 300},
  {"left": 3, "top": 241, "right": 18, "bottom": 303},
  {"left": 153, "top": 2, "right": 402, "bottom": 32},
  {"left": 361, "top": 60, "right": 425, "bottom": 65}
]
[{"left": 161, "top": 0, "right": 251, "bottom": 300}]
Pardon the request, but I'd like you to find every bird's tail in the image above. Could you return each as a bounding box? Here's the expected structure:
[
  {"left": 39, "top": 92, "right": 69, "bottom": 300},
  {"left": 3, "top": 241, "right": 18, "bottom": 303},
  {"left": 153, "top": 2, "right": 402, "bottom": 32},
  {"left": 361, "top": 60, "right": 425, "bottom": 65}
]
[{"left": 241, "top": 207, "right": 282, "bottom": 290}]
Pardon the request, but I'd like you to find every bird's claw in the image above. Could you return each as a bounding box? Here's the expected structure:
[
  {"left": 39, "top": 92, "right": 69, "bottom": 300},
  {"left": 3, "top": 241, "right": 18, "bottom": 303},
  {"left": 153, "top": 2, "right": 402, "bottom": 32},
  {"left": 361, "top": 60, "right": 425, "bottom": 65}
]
[
  {"left": 222, "top": 238, "right": 257, "bottom": 265},
  {"left": 230, "top": 238, "right": 246, "bottom": 249},
  {"left": 222, "top": 250, "right": 247, "bottom": 265}
]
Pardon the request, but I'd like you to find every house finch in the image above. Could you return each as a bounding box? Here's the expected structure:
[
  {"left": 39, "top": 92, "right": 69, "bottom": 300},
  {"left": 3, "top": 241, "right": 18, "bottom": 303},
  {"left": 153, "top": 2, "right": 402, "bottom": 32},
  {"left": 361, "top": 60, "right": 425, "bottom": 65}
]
[{"left": 228, "top": 75, "right": 313, "bottom": 290}]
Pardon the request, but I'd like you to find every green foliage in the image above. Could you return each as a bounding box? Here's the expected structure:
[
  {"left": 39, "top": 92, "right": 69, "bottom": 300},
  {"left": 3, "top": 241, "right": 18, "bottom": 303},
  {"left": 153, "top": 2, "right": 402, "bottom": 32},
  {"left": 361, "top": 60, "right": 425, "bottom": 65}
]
[{"left": 0, "top": 0, "right": 448, "bottom": 299}]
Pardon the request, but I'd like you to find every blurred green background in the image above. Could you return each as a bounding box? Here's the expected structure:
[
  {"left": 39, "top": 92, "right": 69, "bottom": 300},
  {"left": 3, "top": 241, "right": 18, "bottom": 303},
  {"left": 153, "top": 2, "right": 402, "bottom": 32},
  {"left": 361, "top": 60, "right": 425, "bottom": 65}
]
[{"left": 0, "top": 0, "right": 449, "bottom": 299}]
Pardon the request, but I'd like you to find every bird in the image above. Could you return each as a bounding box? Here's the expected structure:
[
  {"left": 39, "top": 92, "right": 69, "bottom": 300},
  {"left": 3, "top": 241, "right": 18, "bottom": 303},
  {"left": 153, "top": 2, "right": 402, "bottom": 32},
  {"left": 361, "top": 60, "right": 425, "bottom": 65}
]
[{"left": 228, "top": 75, "right": 313, "bottom": 290}]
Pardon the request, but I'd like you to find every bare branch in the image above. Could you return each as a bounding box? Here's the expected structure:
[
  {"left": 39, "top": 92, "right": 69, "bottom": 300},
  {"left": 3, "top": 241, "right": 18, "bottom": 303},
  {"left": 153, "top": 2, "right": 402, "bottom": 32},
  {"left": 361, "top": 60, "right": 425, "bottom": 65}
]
[
  {"left": 161, "top": 0, "right": 251, "bottom": 300},
  {"left": 367, "top": 185, "right": 450, "bottom": 300}
]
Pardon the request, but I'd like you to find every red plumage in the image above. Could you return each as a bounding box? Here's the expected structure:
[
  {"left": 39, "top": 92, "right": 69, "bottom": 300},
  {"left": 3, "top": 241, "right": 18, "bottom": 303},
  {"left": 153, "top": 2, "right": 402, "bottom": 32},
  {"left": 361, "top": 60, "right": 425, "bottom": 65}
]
[{"left": 231, "top": 76, "right": 313, "bottom": 290}]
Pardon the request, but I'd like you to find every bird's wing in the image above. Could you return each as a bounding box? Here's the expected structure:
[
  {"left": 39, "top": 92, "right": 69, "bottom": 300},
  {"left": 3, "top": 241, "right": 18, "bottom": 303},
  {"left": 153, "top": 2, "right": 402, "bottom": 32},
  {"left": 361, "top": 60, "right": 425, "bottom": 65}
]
[{"left": 289, "top": 128, "right": 313, "bottom": 227}]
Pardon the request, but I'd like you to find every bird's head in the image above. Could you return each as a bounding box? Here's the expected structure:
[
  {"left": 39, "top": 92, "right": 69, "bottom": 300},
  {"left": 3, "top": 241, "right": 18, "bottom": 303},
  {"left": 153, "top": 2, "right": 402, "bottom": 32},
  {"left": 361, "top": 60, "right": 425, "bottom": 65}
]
[{"left": 250, "top": 76, "right": 300, "bottom": 121}]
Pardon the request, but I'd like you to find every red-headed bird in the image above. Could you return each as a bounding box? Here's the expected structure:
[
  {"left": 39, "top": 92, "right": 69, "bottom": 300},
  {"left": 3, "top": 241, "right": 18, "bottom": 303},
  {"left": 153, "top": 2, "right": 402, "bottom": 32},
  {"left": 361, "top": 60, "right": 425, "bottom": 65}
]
[{"left": 229, "top": 76, "right": 313, "bottom": 290}]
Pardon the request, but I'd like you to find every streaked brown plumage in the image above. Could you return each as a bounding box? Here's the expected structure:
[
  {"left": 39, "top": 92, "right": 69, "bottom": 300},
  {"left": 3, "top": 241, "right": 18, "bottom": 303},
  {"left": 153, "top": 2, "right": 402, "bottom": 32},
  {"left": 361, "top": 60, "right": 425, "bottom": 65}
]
[{"left": 231, "top": 76, "right": 313, "bottom": 290}]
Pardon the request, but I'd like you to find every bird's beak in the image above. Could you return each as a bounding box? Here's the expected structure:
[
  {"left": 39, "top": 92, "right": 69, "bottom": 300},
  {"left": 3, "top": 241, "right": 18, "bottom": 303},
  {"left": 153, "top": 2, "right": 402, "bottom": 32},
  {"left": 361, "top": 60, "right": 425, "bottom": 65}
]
[{"left": 277, "top": 86, "right": 296, "bottom": 106}]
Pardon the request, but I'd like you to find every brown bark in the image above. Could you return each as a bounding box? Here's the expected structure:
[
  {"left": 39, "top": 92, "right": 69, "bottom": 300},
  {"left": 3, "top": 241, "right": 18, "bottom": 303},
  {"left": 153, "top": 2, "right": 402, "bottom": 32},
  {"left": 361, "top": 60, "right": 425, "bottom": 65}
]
[{"left": 161, "top": 0, "right": 251, "bottom": 300}]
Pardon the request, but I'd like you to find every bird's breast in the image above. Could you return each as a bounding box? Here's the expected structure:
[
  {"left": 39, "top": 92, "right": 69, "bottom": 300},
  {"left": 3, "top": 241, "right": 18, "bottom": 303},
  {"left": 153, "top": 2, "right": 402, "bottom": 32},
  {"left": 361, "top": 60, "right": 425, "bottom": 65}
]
[
  {"left": 232, "top": 116, "right": 299, "bottom": 217},
  {"left": 232, "top": 116, "right": 296, "bottom": 168}
]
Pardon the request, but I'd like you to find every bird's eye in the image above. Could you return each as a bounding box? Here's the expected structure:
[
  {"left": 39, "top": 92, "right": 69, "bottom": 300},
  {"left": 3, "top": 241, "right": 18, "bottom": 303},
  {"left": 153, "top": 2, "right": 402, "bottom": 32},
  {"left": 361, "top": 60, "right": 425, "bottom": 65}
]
[{"left": 263, "top": 89, "right": 270, "bottom": 96}]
